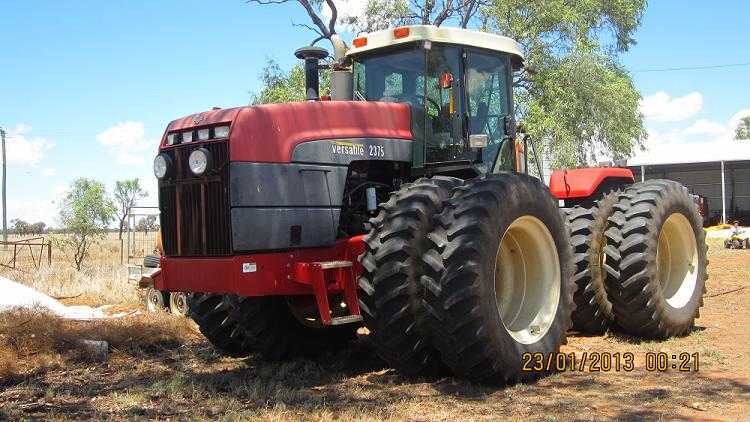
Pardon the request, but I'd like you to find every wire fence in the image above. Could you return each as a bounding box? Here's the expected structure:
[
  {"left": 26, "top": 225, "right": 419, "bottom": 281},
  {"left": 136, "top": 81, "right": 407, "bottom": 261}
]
[
  {"left": 124, "top": 207, "right": 160, "bottom": 265},
  {"left": 0, "top": 236, "right": 53, "bottom": 270}
]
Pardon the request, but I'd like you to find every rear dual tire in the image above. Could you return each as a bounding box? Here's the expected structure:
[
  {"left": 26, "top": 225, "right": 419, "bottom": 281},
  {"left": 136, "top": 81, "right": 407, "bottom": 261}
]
[
  {"left": 606, "top": 180, "right": 707, "bottom": 339},
  {"left": 563, "top": 192, "right": 620, "bottom": 334}
]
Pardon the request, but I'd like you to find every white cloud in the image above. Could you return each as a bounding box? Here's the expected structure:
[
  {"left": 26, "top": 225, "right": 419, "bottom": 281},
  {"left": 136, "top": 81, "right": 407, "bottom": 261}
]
[
  {"left": 682, "top": 119, "right": 727, "bottom": 137},
  {"left": 631, "top": 108, "right": 750, "bottom": 165},
  {"left": 639, "top": 91, "right": 703, "bottom": 122},
  {"left": 96, "top": 121, "right": 154, "bottom": 166},
  {"left": 41, "top": 168, "right": 56, "bottom": 177},
  {"left": 4, "top": 124, "right": 54, "bottom": 166}
]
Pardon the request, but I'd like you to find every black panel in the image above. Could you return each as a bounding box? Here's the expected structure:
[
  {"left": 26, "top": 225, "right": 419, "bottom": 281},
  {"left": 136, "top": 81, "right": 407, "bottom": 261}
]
[
  {"left": 230, "top": 162, "right": 347, "bottom": 207},
  {"left": 231, "top": 208, "right": 340, "bottom": 251}
]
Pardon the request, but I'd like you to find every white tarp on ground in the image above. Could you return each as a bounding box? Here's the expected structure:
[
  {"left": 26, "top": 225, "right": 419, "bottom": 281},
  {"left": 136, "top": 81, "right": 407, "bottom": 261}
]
[
  {"left": 0, "top": 276, "right": 126, "bottom": 319},
  {"left": 706, "top": 227, "right": 749, "bottom": 239}
]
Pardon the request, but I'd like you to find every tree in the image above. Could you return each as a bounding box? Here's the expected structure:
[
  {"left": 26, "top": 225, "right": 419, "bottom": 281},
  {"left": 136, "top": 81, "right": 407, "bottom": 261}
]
[
  {"left": 249, "top": 0, "right": 647, "bottom": 168},
  {"left": 736, "top": 116, "right": 750, "bottom": 140},
  {"left": 135, "top": 215, "right": 159, "bottom": 233},
  {"left": 57, "top": 178, "right": 116, "bottom": 271},
  {"left": 113, "top": 179, "right": 147, "bottom": 240},
  {"left": 11, "top": 218, "right": 29, "bottom": 236},
  {"left": 251, "top": 59, "right": 331, "bottom": 104},
  {"left": 29, "top": 222, "right": 47, "bottom": 235}
]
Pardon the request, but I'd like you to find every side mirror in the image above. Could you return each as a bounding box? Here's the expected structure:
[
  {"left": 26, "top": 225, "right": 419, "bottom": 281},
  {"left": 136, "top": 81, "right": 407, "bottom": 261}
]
[{"left": 469, "top": 134, "right": 489, "bottom": 148}]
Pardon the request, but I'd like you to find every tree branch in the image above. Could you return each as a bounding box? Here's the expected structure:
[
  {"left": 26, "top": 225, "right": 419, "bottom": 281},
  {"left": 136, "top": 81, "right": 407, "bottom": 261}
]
[
  {"left": 296, "top": 0, "right": 331, "bottom": 38},
  {"left": 247, "top": 0, "right": 290, "bottom": 4},
  {"left": 432, "top": 0, "right": 454, "bottom": 26},
  {"left": 324, "top": 0, "right": 337, "bottom": 35}
]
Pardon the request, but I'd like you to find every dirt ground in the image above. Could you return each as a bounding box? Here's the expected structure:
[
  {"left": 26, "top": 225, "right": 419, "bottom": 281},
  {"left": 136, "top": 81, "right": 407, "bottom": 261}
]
[{"left": 1, "top": 238, "right": 748, "bottom": 421}]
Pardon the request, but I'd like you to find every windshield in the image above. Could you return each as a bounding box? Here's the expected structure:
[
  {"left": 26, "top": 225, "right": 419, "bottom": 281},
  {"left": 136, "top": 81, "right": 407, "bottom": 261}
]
[
  {"left": 352, "top": 45, "right": 515, "bottom": 171},
  {"left": 352, "top": 47, "right": 425, "bottom": 108}
]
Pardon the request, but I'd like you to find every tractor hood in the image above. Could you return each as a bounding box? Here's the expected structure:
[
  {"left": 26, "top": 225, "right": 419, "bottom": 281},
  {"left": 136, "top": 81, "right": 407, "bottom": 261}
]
[{"left": 161, "top": 101, "right": 413, "bottom": 163}]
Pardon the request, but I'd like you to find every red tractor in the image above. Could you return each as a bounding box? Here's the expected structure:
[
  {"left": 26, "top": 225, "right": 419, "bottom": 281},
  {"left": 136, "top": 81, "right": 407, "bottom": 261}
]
[{"left": 150, "top": 25, "right": 707, "bottom": 382}]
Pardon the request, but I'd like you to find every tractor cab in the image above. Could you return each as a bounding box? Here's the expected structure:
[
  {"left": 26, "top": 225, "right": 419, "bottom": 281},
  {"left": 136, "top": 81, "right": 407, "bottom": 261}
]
[{"left": 345, "top": 25, "right": 524, "bottom": 176}]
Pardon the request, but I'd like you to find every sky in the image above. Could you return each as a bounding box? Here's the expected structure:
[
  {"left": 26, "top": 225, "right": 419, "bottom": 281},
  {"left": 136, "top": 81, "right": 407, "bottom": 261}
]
[{"left": 1, "top": 0, "right": 749, "bottom": 226}]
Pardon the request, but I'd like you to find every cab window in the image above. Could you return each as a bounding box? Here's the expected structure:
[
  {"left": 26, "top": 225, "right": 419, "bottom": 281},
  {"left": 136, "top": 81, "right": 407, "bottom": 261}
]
[
  {"left": 465, "top": 50, "right": 511, "bottom": 172},
  {"left": 424, "top": 45, "right": 471, "bottom": 163}
]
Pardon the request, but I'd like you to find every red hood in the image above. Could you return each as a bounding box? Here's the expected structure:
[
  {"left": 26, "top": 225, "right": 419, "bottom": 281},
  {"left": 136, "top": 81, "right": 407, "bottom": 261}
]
[{"left": 161, "top": 101, "right": 412, "bottom": 163}]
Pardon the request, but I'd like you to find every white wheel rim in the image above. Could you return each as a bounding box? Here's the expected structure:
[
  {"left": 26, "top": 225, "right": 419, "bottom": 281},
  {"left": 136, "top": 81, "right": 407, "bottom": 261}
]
[
  {"left": 494, "top": 216, "right": 561, "bottom": 344},
  {"left": 171, "top": 293, "right": 188, "bottom": 315},
  {"left": 657, "top": 213, "right": 698, "bottom": 309},
  {"left": 147, "top": 290, "right": 162, "bottom": 312}
]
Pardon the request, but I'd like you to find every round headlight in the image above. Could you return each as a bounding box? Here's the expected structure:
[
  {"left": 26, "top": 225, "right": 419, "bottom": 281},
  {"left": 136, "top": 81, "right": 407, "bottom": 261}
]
[
  {"left": 188, "top": 148, "right": 212, "bottom": 175},
  {"left": 153, "top": 154, "right": 171, "bottom": 179}
]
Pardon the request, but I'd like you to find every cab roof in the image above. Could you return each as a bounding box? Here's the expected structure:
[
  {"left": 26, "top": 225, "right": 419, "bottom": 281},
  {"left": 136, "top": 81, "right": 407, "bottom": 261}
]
[{"left": 346, "top": 25, "right": 524, "bottom": 61}]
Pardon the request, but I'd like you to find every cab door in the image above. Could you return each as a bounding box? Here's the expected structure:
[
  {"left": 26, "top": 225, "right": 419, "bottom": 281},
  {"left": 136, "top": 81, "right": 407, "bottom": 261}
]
[{"left": 464, "top": 49, "right": 514, "bottom": 173}]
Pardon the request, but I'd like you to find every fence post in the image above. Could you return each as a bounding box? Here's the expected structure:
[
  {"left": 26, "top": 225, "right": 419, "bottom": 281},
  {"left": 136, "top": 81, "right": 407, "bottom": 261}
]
[{"left": 47, "top": 240, "right": 52, "bottom": 265}]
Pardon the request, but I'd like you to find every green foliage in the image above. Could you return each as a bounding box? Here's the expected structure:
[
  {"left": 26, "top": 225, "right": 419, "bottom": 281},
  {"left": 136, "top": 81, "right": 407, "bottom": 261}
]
[
  {"left": 485, "top": 0, "right": 648, "bottom": 168},
  {"left": 57, "top": 178, "right": 116, "bottom": 270},
  {"left": 520, "top": 49, "right": 645, "bottom": 168},
  {"left": 736, "top": 116, "right": 750, "bottom": 140},
  {"left": 113, "top": 179, "right": 148, "bottom": 239},
  {"left": 10, "top": 219, "right": 47, "bottom": 235},
  {"left": 251, "top": 59, "right": 330, "bottom": 105}
]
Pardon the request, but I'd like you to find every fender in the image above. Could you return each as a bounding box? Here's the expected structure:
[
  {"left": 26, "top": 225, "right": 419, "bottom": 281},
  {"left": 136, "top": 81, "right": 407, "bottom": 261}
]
[{"left": 549, "top": 167, "right": 635, "bottom": 199}]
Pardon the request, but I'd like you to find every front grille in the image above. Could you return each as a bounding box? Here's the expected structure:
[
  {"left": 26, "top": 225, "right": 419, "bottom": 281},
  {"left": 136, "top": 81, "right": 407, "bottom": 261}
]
[{"left": 158, "top": 141, "right": 231, "bottom": 256}]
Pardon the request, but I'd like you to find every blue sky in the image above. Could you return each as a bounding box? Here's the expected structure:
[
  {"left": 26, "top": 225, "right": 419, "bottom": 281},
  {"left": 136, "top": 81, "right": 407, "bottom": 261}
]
[{"left": 1, "top": 1, "right": 749, "bottom": 225}]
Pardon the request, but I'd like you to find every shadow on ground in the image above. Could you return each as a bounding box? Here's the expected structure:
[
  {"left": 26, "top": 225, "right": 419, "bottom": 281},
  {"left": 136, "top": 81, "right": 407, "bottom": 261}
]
[{"left": 1, "top": 335, "right": 748, "bottom": 420}]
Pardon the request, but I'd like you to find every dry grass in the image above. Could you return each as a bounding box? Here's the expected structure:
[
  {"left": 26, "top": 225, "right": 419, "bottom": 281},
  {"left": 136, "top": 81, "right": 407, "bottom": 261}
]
[
  {"left": 0, "top": 236, "right": 748, "bottom": 420},
  {"left": 0, "top": 233, "right": 143, "bottom": 307},
  {"left": 0, "top": 308, "right": 196, "bottom": 382}
]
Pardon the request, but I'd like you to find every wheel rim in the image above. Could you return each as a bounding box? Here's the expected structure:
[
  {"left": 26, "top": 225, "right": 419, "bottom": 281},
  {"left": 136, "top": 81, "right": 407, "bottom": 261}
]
[
  {"left": 146, "top": 289, "right": 162, "bottom": 312},
  {"left": 494, "top": 216, "right": 561, "bottom": 344},
  {"left": 171, "top": 293, "right": 189, "bottom": 315},
  {"left": 656, "top": 213, "right": 698, "bottom": 309}
]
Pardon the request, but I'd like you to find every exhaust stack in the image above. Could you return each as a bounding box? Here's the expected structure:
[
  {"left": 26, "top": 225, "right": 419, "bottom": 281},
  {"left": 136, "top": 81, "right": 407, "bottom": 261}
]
[{"left": 294, "top": 46, "right": 329, "bottom": 101}]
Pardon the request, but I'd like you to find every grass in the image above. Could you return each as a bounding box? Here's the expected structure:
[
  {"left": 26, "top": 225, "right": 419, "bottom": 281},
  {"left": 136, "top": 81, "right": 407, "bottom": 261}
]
[
  {"left": 0, "top": 232, "right": 748, "bottom": 420},
  {"left": 0, "top": 307, "right": 196, "bottom": 382},
  {"left": 0, "top": 233, "right": 147, "bottom": 307}
]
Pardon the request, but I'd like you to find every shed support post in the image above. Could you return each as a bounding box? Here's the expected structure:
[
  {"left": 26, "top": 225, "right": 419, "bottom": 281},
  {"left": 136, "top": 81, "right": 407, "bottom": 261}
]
[
  {"left": 721, "top": 160, "right": 727, "bottom": 224},
  {"left": 640, "top": 165, "right": 645, "bottom": 182}
]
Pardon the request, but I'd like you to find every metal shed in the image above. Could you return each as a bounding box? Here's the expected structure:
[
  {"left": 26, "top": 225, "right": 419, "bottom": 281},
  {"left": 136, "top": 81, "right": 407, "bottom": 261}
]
[{"left": 629, "top": 159, "right": 750, "bottom": 226}]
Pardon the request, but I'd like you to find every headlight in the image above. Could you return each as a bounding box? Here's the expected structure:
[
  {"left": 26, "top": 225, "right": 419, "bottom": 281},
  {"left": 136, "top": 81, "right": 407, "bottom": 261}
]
[
  {"left": 153, "top": 154, "right": 171, "bottom": 179},
  {"left": 188, "top": 148, "right": 212, "bottom": 175}
]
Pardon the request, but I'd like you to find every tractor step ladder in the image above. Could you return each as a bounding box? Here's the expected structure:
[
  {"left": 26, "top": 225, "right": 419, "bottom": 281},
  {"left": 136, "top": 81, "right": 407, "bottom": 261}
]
[{"left": 293, "top": 260, "right": 362, "bottom": 326}]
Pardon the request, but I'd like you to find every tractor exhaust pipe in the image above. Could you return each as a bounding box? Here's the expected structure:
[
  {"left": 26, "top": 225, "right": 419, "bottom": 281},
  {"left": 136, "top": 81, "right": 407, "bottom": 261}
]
[{"left": 295, "top": 46, "right": 329, "bottom": 101}]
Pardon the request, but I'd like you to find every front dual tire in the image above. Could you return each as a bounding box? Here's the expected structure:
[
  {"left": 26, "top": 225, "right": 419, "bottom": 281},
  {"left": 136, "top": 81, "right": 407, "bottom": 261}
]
[
  {"left": 422, "top": 174, "right": 574, "bottom": 383},
  {"left": 361, "top": 174, "right": 574, "bottom": 383}
]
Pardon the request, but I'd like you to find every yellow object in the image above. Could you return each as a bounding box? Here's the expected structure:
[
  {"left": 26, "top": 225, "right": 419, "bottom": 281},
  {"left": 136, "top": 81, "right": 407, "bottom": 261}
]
[
  {"left": 154, "top": 230, "right": 164, "bottom": 256},
  {"left": 705, "top": 224, "right": 731, "bottom": 231}
]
